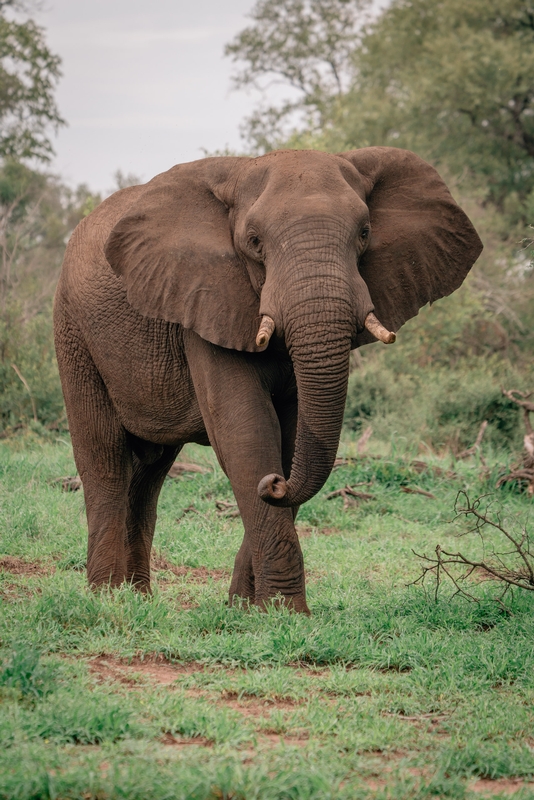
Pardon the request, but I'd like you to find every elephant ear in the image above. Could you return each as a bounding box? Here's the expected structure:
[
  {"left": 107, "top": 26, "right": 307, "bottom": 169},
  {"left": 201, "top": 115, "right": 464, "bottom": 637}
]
[
  {"left": 338, "top": 147, "right": 483, "bottom": 347},
  {"left": 104, "top": 157, "right": 262, "bottom": 352}
]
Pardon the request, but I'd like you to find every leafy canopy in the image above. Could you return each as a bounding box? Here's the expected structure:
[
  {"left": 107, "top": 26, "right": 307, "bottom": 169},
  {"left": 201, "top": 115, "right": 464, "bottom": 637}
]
[
  {"left": 0, "top": 0, "right": 65, "bottom": 161},
  {"left": 225, "top": 0, "right": 370, "bottom": 152}
]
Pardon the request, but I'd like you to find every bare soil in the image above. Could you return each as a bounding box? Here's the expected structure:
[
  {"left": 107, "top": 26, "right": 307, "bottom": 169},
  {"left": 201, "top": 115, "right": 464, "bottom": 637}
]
[
  {"left": 88, "top": 654, "right": 213, "bottom": 686},
  {"left": 470, "top": 778, "right": 533, "bottom": 796},
  {"left": 0, "top": 555, "right": 54, "bottom": 576},
  {"left": 151, "top": 554, "right": 229, "bottom": 582}
]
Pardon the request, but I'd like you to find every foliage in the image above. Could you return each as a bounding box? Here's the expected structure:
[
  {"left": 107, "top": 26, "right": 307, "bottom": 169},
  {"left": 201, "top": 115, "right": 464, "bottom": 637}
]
[
  {"left": 225, "top": 0, "right": 370, "bottom": 152},
  {"left": 332, "top": 0, "right": 534, "bottom": 214},
  {"left": 0, "top": 2, "right": 65, "bottom": 162},
  {"left": 0, "top": 161, "right": 101, "bottom": 432},
  {"left": 344, "top": 278, "right": 532, "bottom": 451}
]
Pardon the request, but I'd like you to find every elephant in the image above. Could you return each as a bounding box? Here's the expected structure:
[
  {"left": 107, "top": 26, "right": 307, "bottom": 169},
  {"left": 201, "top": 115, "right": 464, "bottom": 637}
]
[{"left": 53, "top": 147, "right": 482, "bottom": 613}]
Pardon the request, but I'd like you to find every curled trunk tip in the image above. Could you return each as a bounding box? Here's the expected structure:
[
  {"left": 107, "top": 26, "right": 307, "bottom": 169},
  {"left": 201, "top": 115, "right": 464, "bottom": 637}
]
[
  {"left": 258, "top": 473, "right": 290, "bottom": 506},
  {"left": 256, "top": 315, "right": 275, "bottom": 349},
  {"left": 364, "top": 312, "right": 396, "bottom": 344}
]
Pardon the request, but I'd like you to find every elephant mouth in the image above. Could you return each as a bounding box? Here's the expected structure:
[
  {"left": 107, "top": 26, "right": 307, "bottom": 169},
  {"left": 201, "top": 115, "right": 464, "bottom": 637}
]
[{"left": 255, "top": 311, "right": 395, "bottom": 350}]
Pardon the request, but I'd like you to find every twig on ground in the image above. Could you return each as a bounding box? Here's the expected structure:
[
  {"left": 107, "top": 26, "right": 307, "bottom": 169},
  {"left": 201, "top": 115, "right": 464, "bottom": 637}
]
[
  {"left": 326, "top": 483, "right": 375, "bottom": 510},
  {"left": 215, "top": 500, "right": 241, "bottom": 518},
  {"left": 167, "top": 461, "right": 210, "bottom": 478},
  {"left": 401, "top": 486, "right": 436, "bottom": 499},
  {"left": 175, "top": 504, "right": 200, "bottom": 522}
]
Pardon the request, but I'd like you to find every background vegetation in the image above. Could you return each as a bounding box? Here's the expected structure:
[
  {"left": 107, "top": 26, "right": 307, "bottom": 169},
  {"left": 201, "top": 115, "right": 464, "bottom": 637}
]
[{"left": 1, "top": 0, "right": 532, "bottom": 456}]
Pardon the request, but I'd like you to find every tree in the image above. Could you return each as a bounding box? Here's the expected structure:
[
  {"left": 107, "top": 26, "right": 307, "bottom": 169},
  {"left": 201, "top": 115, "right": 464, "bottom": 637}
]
[
  {"left": 335, "top": 0, "right": 534, "bottom": 213},
  {"left": 225, "top": 0, "right": 370, "bottom": 152},
  {"left": 0, "top": 0, "right": 65, "bottom": 162}
]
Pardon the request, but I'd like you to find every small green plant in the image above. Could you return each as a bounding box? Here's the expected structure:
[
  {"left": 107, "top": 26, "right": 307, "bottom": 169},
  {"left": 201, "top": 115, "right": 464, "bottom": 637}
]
[{"left": 0, "top": 644, "right": 56, "bottom": 700}]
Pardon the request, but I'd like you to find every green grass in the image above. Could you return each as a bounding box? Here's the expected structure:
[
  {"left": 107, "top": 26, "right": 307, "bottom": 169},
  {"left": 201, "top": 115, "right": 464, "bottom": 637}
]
[{"left": 1, "top": 435, "right": 534, "bottom": 799}]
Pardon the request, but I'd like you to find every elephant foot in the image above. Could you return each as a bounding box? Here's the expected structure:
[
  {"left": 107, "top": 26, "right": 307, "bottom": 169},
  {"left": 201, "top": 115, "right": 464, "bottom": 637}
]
[
  {"left": 229, "top": 541, "right": 255, "bottom": 605},
  {"left": 229, "top": 541, "right": 309, "bottom": 613},
  {"left": 255, "top": 592, "right": 310, "bottom": 614}
]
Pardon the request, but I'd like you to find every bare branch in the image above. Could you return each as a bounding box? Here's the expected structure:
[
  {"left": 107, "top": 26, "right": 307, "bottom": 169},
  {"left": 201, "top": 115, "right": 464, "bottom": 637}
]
[
  {"left": 411, "top": 493, "right": 534, "bottom": 605},
  {"left": 457, "top": 420, "right": 488, "bottom": 459}
]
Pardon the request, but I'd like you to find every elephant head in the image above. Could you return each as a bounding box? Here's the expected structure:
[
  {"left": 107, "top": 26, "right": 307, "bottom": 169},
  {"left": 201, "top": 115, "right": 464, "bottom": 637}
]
[{"left": 104, "top": 148, "right": 482, "bottom": 508}]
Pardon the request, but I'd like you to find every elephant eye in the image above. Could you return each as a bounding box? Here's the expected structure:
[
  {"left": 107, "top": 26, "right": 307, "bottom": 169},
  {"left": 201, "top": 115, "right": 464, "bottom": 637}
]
[
  {"left": 248, "top": 234, "right": 262, "bottom": 255},
  {"left": 360, "top": 225, "right": 370, "bottom": 241}
]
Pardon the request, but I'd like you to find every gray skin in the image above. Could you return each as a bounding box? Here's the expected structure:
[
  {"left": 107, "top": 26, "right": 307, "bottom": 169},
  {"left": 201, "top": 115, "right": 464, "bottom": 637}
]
[{"left": 54, "top": 148, "right": 482, "bottom": 613}]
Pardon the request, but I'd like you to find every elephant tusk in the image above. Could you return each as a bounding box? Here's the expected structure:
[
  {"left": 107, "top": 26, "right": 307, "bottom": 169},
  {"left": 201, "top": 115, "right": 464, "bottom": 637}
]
[
  {"left": 364, "top": 312, "right": 396, "bottom": 344},
  {"left": 255, "top": 315, "right": 276, "bottom": 348}
]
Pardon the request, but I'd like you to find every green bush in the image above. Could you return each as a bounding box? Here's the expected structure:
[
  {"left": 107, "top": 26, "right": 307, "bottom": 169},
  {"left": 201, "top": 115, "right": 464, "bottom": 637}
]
[
  {"left": 344, "top": 289, "right": 527, "bottom": 452},
  {"left": 0, "top": 304, "right": 64, "bottom": 433}
]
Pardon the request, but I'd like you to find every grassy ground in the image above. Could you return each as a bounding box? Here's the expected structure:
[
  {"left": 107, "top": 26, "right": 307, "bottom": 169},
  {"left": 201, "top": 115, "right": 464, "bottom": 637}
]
[{"left": 1, "top": 435, "right": 534, "bottom": 799}]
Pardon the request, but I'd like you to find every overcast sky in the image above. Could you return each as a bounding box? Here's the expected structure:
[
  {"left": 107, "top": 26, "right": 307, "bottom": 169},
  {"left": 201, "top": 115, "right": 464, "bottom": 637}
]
[{"left": 36, "top": 0, "right": 259, "bottom": 193}]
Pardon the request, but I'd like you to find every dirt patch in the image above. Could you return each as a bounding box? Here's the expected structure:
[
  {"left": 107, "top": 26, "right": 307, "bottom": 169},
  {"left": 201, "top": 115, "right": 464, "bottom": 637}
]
[
  {"left": 88, "top": 655, "right": 215, "bottom": 686},
  {"left": 470, "top": 778, "right": 532, "bottom": 796},
  {"left": 151, "top": 554, "right": 229, "bottom": 583},
  {"left": 257, "top": 731, "right": 309, "bottom": 747},
  {"left": 218, "top": 690, "right": 301, "bottom": 718},
  {"left": 160, "top": 732, "right": 213, "bottom": 748},
  {"left": 0, "top": 555, "right": 54, "bottom": 576}
]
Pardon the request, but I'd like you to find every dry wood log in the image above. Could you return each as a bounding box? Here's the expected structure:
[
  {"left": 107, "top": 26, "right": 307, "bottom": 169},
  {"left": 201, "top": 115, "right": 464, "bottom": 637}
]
[{"left": 50, "top": 475, "right": 82, "bottom": 492}]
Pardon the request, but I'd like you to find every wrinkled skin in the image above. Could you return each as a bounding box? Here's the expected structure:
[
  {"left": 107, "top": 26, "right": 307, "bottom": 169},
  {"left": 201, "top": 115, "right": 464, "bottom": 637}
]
[{"left": 54, "top": 148, "right": 482, "bottom": 613}]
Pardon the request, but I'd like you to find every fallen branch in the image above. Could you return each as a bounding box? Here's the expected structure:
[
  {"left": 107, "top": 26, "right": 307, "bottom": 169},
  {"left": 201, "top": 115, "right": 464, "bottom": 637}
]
[
  {"left": 11, "top": 364, "right": 37, "bottom": 423},
  {"left": 326, "top": 483, "right": 375, "bottom": 510},
  {"left": 167, "top": 461, "right": 210, "bottom": 478},
  {"left": 356, "top": 426, "right": 373, "bottom": 453},
  {"left": 502, "top": 388, "right": 534, "bottom": 413},
  {"left": 401, "top": 486, "right": 436, "bottom": 499},
  {"left": 49, "top": 475, "right": 82, "bottom": 492},
  {"left": 497, "top": 389, "right": 534, "bottom": 496},
  {"left": 457, "top": 420, "right": 488, "bottom": 460},
  {"left": 215, "top": 500, "right": 241, "bottom": 518},
  {"left": 175, "top": 504, "right": 199, "bottom": 522}
]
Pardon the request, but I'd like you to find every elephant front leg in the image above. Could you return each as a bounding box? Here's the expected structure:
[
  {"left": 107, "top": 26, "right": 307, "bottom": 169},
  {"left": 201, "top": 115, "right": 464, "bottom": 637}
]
[{"left": 183, "top": 331, "right": 309, "bottom": 613}]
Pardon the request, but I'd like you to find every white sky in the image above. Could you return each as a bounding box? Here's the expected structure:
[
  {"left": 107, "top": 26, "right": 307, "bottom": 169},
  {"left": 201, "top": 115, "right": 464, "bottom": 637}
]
[{"left": 36, "top": 0, "right": 259, "bottom": 193}]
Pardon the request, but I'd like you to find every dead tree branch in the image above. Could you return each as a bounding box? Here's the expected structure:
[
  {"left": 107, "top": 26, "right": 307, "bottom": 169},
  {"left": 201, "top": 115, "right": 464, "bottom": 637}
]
[
  {"left": 411, "top": 491, "right": 534, "bottom": 604},
  {"left": 497, "top": 389, "right": 534, "bottom": 496},
  {"left": 457, "top": 420, "right": 488, "bottom": 460},
  {"left": 326, "top": 483, "right": 375, "bottom": 510}
]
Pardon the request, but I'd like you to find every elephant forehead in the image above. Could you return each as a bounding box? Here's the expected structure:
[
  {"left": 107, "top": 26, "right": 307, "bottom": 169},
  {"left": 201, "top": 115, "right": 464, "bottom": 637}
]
[{"left": 236, "top": 150, "right": 367, "bottom": 203}]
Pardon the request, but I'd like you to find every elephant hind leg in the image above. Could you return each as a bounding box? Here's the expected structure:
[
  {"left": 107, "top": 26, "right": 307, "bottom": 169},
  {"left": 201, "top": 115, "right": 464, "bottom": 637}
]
[
  {"left": 55, "top": 310, "right": 133, "bottom": 587},
  {"left": 125, "top": 443, "right": 180, "bottom": 591}
]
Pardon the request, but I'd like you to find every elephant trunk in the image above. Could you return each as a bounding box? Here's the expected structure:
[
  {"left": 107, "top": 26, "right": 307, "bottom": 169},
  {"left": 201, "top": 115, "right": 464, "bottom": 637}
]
[{"left": 258, "top": 268, "right": 356, "bottom": 507}]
